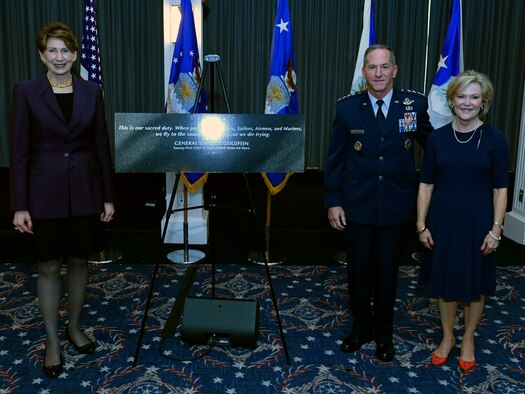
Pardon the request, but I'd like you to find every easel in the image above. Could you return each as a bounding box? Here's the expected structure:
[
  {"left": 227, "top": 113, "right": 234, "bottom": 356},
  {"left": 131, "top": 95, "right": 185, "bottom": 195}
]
[
  {"left": 132, "top": 54, "right": 290, "bottom": 365},
  {"left": 193, "top": 54, "right": 257, "bottom": 298},
  {"left": 194, "top": 54, "right": 290, "bottom": 364}
]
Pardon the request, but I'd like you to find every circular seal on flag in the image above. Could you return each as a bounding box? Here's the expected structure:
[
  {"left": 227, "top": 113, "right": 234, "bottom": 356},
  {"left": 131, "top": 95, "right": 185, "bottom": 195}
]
[
  {"left": 265, "top": 75, "right": 290, "bottom": 114},
  {"left": 167, "top": 73, "right": 198, "bottom": 113}
]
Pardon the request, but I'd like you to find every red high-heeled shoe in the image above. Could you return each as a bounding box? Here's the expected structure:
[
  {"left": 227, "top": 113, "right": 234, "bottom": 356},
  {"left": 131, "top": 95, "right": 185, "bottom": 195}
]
[
  {"left": 431, "top": 352, "right": 448, "bottom": 366},
  {"left": 431, "top": 339, "right": 455, "bottom": 366},
  {"left": 458, "top": 358, "right": 476, "bottom": 371}
]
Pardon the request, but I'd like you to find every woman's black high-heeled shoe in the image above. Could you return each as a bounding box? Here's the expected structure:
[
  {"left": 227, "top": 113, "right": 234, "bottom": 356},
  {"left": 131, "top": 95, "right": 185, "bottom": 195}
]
[
  {"left": 43, "top": 347, "right": 63, "bottom": 378},
  {"left": 65, "top": 324, "right": 96, "bottom": 354}
]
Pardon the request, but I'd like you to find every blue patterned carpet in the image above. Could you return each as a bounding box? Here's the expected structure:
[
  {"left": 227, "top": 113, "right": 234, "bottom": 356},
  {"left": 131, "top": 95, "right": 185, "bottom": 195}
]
[{"left": 0, "top": 262, "right": 524, "bottom": 393}]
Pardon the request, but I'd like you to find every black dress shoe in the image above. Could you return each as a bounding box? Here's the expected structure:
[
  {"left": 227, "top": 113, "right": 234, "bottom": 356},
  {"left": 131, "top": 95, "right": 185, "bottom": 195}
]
[
  {"left": 43, "top": 348, "right": 63, "bottom": 378},
  {"left": 341, "top": 334, "right": 373, "bottom": 353},
  {"left": 375, "top": 342, "right": 395, "bottom": 362},
  {"left": 66, "top": 324, "right": 96, "bottom": 354}
]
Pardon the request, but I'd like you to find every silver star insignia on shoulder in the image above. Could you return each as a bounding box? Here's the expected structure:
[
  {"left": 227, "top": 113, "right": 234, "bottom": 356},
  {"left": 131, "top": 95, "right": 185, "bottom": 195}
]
[{"left": 401, "top": 88, "right": 425, "bottom": 97}]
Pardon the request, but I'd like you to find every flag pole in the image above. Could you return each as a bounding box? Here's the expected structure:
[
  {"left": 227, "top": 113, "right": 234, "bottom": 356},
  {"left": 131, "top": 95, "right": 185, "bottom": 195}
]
[
  {"left": 165, "top": 0, "right": 208, "bottom": 265},
  {"left": 264, "top": 189, "right": 272, "bottom": 261},
  {"left": 166, "top": 181, "right": 206, "bottom": 265},
  {"left": 423, "top": 0, "right": 432, "bottom": 90},
  {"left": 183, "top": 186, "right": 189, "bottom": 262},
  {"left": 248, "top": 189, "right": 285, "bottom": 266},
  {"left": 83, "top": 0, "right": 122, "bottom": 265}
]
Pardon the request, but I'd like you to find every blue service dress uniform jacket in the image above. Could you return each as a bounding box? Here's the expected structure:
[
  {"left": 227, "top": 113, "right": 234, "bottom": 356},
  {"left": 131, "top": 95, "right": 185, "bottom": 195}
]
[{"left": 324, "top": 88, "right": 432, "bottom": 225}]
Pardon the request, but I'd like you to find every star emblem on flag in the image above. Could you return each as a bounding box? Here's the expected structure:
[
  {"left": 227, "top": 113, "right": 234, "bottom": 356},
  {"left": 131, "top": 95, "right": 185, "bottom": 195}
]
[
  {"left": 436, "top": 54, "right": 449, "bottom": 72},
  {"left": 276, "top": 18, "right": 289, "bottom": 33}
]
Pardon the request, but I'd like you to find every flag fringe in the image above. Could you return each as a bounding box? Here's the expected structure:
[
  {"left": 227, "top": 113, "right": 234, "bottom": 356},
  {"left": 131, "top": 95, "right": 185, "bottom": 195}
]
[
  {"left": 181, "top": 173, "right": 208, "bottom": 193},
  {"left": 262, "top": 173, "right": 293, "bottom": 195}
]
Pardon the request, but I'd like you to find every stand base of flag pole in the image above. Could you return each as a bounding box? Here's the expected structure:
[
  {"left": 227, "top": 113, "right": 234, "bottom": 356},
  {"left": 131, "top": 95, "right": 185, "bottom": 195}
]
[
  {"left": 88, "top": 249, "right": 123, "bottom": 264},
  {"left": 167, "top": 249, "right": 206, "bottom": 265},
  {"left": 247, "top": 250, "right": 286, "bottom": 266},
  {"left": 334, "top": 252, "right": 347, "bottom": 265}
]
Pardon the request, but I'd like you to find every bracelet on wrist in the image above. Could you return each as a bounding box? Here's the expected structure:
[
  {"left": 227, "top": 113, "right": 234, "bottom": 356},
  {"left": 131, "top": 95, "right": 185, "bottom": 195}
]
[
  {"left": 488, "top": 230, "right": 501, "bottom": 241},
  {"left": 416, "top": 226, "right": 426, "bottom": 235},
  {"left": 493, "top": 221, "right": 504, "bottom": 230}
]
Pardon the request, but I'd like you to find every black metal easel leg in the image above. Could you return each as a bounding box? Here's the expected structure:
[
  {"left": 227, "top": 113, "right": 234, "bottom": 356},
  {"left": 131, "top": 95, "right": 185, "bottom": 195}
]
[
  {"left": 242, "top": 173, "right": 257, "bottom": 221},
  {"left": 132, "top": 173, "right": 181, "bottom": 367},
  {"left": 263, "top": 257, "right": 290, "bottom": 364}
]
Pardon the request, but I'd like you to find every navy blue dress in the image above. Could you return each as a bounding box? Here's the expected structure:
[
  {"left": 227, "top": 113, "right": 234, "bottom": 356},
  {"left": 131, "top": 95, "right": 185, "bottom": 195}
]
[{"left": 419, "top": 123, "right": 509, "bottom": 302}]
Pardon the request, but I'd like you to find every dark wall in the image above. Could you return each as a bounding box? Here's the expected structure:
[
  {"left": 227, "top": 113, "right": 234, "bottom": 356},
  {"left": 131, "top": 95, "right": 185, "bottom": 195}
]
[
  {"left": 2, "top": 168, "right": 524, "bottom": 265},
  {"left": 1, "top": 0, "right": 524, "bottom": 170},
  {"left": 1, "top": 1, "right": 524, "bottom": 264}
]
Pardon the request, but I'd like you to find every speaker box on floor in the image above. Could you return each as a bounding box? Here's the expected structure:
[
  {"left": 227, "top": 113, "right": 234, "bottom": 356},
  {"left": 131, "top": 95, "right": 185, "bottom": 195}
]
[{"left": 181, "top": 297, "right": 260, "bottom": 348}]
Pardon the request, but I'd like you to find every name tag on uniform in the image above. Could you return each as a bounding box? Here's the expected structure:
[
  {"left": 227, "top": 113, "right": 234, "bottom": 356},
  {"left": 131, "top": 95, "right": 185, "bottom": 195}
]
[
  {"left": 399, "top": 112, "right": 417, "bottom": 133},
  {"left": 350, "top": 129, "right": 365, "bottom": 134}
]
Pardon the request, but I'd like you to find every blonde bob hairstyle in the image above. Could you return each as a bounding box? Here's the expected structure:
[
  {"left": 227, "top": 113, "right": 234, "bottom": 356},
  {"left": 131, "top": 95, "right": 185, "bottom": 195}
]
[
  {"left": 36, "top": 22, "right": 78, "bottom": 53},
  {"left": 446, "top": 70, "right": 493, "bottom": 119}
]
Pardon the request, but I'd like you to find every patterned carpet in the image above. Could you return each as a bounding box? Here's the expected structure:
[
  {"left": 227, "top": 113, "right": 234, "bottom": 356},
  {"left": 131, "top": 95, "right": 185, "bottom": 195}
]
[{"left": 0, "top": 261, "right": 524, "bottom": 393}]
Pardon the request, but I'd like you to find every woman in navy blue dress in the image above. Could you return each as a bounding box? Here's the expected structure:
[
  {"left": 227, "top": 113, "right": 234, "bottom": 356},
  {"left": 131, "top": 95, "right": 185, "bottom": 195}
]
[{"left": 416, "top": 70, "right": 509, "bottom": 371}]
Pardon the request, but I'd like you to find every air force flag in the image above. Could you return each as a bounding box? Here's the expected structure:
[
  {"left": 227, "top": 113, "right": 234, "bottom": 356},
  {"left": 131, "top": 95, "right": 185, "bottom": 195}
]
[
  {"left": 427, "top": 0, "right": 463, "bottom": 129},
  {"left": 351, "top": 0, "right": 377, "bottom": 95},
  {"left": 166, "top": 0, "right": 208, "bottom": 191},
  {"left": 263, "top": 0, "right": 299, "bottom": 195}
]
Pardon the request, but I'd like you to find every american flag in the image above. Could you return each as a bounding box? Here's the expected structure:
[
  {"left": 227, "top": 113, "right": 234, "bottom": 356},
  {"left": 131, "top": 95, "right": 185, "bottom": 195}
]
[{"left": 81, "top": 0, "right": 103, "bottom": 87}]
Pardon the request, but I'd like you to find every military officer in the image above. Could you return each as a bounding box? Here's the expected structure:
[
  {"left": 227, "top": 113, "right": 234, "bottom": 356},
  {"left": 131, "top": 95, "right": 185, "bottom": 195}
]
[{"left": 324, "top": 44, "right": 433, "bottom": 362}]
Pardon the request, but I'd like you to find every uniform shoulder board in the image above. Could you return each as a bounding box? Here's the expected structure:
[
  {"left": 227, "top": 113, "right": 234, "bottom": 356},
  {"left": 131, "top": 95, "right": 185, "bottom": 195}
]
[
  {"left": 401, "top": 88, "right": 426, "bottom": 97},
  {"left": 337, "top": 90, "right": 364, "bottom": 103}
]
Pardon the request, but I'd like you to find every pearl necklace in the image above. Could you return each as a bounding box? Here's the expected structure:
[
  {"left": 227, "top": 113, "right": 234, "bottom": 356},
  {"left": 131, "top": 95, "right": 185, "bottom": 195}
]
[
  {"left": 47, "top": 74, "right": 72, "bottom": 88},
  {"left": 453, "top": 119, "right": 480, "bottom": 144}
]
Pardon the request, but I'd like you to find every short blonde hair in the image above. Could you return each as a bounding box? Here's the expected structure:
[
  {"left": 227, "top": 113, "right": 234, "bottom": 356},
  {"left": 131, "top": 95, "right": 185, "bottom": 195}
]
[
  {"left": 446, "top": 70, "right": 493, "bottom": 118},
  {"left": 36, "top": 22, "right": 78, "bottom": 53}
]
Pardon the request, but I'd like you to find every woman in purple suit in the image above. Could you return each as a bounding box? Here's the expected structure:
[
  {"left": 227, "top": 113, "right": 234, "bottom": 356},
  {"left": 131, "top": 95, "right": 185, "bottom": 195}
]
[{"left": 9, "top": 22, "right": 115, "bottom": 378}]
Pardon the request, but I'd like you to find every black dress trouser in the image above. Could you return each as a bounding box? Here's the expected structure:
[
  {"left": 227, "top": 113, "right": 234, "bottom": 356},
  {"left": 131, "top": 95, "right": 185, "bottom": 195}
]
[{"left": 346, "top": 222, "right": 407, "bottom": 343}]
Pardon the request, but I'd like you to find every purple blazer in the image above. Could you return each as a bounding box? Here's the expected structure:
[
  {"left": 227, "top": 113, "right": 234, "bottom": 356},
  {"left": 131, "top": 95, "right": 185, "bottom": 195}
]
[{"left": 9, "top": 74, "right": 114, "bottom": 219}]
